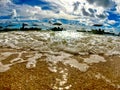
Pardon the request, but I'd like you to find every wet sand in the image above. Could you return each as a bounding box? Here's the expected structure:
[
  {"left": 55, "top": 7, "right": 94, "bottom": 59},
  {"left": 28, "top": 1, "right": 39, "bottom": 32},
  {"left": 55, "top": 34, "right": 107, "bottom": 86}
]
[{"left": 0, "top": 48, "right": 120, "bottom": 90}]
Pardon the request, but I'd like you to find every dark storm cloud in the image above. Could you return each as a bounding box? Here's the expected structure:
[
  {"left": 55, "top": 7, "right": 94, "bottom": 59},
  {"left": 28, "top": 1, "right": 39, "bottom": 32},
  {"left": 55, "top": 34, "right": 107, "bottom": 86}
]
[
  {"left": 81, "top": 7, "right": 96, "bottom": 18},
  {"left": 88, "top": 8, "right": 95, "bottom": 13},
  {"left": 87, "top": 0, "right": 94, "bottom": 4},
  {"left": 73, "top": 1, "right": 80, "bottom": 11},
  {"left": 87, "top": 0, "right": 113, "bottom": 8},
  {"left": 81, "top": 7, "right": 90, "bottom": 16},
  {"left": 81, "top": 7, "right": 107, "bottom": 19}
]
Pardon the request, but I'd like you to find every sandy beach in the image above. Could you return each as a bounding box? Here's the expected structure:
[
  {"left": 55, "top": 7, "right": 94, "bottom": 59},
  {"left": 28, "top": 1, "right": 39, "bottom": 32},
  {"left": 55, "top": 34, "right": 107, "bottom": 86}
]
[
  {"left": 0, "top": 31, "right": 120, "bottom": 90},
  {"left": 0, "top": 47, "right": 120, "bottom": 90}
]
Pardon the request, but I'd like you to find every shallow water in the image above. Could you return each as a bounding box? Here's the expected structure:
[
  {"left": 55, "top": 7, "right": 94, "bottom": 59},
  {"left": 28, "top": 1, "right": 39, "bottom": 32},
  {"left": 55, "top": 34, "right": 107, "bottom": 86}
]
[
  {"left": 0, "top": 31, "right": 120, "bottom": 72},
  {"left": 0, "top": 31, "right": 120, "bottom": 89},
  {"left": 0, "top": 31, "right": 120, "bottom": 55}
]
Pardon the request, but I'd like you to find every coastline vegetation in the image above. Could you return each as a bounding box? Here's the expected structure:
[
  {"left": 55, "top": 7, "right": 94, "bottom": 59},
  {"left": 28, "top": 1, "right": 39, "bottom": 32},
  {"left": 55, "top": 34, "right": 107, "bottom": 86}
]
[
  {"left": 77, "top": 28, "right": 120, "bottom": 36},
  {"left": 0, "top": 23, "right": 120, "bottom": 36}
]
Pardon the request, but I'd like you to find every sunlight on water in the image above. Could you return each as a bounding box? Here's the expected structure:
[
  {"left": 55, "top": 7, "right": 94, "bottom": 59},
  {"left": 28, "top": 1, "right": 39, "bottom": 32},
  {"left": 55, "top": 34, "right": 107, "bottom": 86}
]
[{"left": 56, "top": 31, "right": 83, "bottom": 39}]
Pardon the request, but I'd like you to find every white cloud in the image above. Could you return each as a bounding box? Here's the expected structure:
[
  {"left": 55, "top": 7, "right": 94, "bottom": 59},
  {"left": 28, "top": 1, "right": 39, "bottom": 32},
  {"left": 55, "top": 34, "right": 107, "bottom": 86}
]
[
  {"left": 43, "top": 0, "right": 79, "bottom": 13},
  {"left": 0, "top": 0, "right": 11, "bottom": 5},
  {"left": 39, "top": 0, "right": 115, "bottom": 25},
  {"left": 13, "top": 4, "right": 77, "bottom": 20},
  {"left": 108, "top": 20, "right": 116, "bottom": 25},
  {"left": 0, "top": 0, "right": 119, "bottom": 27},
  {"left": 0, "top": 0, "right": 13, "bottom": 16},
  {"left": 11, "top": 9, "right": 17, "bottom": 18},
  {"left": 42, "top": 0, "right": 113, "bottom": 20},
  {"left": 0, "top": 0, "right": 78, "bottom": 20},
  {"left": 114, "top": 0, "right": 120, "bottom": 13}
]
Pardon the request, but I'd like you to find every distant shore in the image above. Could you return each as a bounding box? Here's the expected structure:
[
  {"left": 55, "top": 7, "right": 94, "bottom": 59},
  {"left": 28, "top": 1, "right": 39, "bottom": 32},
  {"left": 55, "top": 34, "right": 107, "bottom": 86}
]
[{"left": 0, "top": 28, "right": 120, "bottom": 36}]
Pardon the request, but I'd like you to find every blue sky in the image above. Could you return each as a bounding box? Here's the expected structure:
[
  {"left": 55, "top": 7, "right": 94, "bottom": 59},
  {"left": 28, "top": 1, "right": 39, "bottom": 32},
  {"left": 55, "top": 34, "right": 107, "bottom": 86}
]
[{"left": 0, "top": 0, "right": 120, "bottom": 33}]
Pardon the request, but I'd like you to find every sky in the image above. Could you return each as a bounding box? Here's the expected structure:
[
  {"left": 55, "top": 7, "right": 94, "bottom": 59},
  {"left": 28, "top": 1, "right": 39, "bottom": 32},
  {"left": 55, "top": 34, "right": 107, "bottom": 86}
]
[{"left": 0, "top": 0, "right": 120, "bottom": 33}]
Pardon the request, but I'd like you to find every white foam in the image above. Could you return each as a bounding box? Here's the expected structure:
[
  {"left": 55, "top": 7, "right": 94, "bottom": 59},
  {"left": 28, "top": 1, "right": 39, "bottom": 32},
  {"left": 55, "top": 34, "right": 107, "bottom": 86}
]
[
  {"left": 26, "top": 53, "right": 42, "bottom": 69},
  {"left": 1, "top": 52, "right": 13, "bottom": 57},
  {"left": 48, "top": 66, "right": 57, "bottom": 73},
  {"left": 0, "top": 31, "right": 120, "bottom": 56},
  {"left": 11, "top": 58, "right": 23, "bottom": 63},
  {"left": 46, "top": 52, "right": 72, "bottom": 64},
  {"left": 26, "top": 59, "right": 37, "bottom": 69},
  {"left": 106, "top": 51, "right": 120, "bottom": 56},
  {"left": 84, "top": 55, "right": 106, "bottom": 64},
  {"left": 0, "top": 50, "right": 43, "bottom": 72},
  {"left": 46, "top": 52, "right": 89, "bottom": 72},
  {"left": 0, "top": 62, "right": 11, "bottom": 72},
  {"left": 56, "top": 31, "right": 84, "bottom": 40},
  {"left": 64, "top": 59, "right": 89, "bottom": 72},
  {"left": 63, "top": 47, "right": 80, "bottom": 54},
  {"left": 10, "top": 51, "right": 26, "bottom": 63},
  {"left": 0, "top": 52, "right": 19, "bottom": 61}
]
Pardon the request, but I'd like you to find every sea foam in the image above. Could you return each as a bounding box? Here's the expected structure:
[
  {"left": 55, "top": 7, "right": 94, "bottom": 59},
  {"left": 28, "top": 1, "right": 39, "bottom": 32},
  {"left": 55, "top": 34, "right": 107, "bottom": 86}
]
[{"left": 0, "top": 31, "right": 119, "bottom": 56}]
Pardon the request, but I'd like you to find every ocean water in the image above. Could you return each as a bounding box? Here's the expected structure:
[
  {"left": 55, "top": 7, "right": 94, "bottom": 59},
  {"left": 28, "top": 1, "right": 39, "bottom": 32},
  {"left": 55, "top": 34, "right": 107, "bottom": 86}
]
[{"left": 0, "top": 31, "right": 120, "bottom": 56}]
